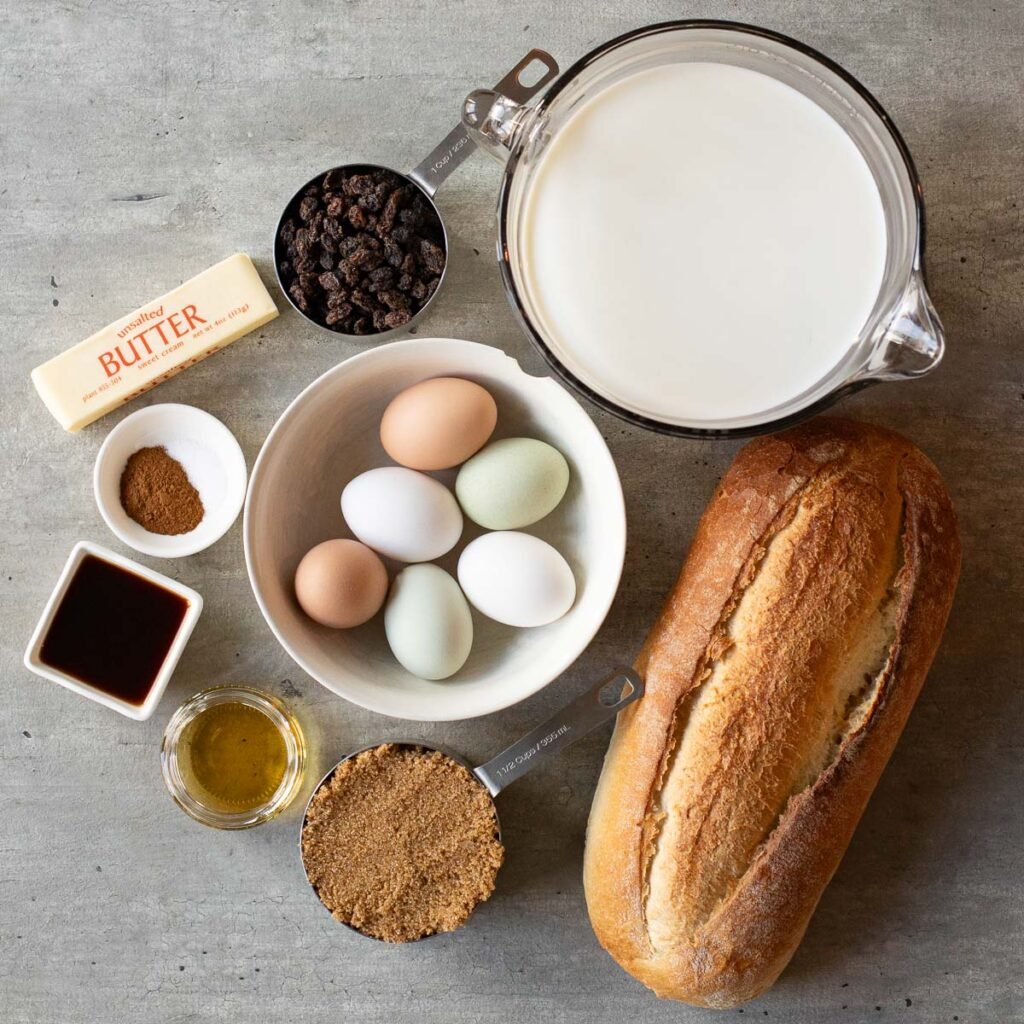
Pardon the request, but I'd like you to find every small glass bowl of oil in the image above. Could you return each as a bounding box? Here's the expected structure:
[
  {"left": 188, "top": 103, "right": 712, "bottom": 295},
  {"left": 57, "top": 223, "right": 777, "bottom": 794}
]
[{"left": 161, "top": 686, "right": 305, "bottom": 829}]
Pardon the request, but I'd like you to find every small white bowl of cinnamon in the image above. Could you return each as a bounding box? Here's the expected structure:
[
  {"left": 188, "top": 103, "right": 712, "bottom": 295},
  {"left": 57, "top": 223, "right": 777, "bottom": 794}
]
[{"left": 94, "top": 403, "right": 247, "bottom": 558}]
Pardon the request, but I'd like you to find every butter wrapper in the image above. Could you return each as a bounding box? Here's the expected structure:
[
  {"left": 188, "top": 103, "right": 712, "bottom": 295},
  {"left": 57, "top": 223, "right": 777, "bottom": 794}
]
[{"left": 32, "top": 253, "right": 278, "bottom": 432}]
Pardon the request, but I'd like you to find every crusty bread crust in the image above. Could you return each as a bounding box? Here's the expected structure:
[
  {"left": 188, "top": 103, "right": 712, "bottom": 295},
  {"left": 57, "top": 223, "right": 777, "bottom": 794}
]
[{"left": 583, "top": 418, "right": 961, "bottom": 1007}]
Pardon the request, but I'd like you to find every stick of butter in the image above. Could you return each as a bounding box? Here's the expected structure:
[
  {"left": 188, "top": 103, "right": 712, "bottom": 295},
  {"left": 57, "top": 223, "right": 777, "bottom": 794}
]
[{"left": 31, "top": 253, "right": 279, "bottom": 432}]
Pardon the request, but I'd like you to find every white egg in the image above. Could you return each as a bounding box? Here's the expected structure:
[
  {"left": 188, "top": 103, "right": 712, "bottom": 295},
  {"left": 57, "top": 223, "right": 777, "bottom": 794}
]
[
  {"left": 341, "top": 467, "right": 462, "bottom": 563},
  {"left": 458, "top": 531, "right": 576, "bottom": 628},
  {"left": 384, "top": 564, "right": 474, "bottom": 680}
]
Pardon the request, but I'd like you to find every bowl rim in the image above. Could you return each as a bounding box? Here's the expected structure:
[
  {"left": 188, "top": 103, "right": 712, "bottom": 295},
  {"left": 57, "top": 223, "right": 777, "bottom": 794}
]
[
  {"left": 93, "top": 403, "right": 248, "bottom": 559},
  {"left": 243, "top": 337, "right": 626, "bottom": 721}
]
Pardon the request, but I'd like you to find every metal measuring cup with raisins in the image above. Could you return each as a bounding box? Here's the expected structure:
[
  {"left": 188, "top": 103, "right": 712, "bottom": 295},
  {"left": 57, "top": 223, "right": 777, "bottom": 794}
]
[
  {"left": 273, "top": 49, "right": 558, "bottom": 338},
  {"left": 277, "top": 166, "right": 446, "bottom": 336}
]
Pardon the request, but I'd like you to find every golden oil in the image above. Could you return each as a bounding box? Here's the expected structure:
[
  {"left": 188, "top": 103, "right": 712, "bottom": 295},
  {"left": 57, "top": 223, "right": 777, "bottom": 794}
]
[
  {"left": 161, "top": 687, "right": 305, "bottom": 829},
  {"left": 177, "top": 702, "right": 287, "bottom": 812}
]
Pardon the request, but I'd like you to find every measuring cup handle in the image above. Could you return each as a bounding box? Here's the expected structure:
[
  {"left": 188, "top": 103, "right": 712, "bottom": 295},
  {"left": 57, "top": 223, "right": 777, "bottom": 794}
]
[
  {"left": 409, "top": 49, "right": 559, "bottom": 196},
  {"left": 474, "top": 667, "right": 643, "bottom": 797}
]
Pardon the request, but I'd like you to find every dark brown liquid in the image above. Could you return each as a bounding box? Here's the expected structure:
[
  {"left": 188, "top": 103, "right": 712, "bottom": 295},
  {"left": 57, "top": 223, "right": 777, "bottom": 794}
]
[{"left": 40, "top": 554, "right": 190, "bottom": 706}]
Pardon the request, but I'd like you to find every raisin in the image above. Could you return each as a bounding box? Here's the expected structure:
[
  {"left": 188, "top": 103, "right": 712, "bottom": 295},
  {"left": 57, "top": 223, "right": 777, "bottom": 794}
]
[
  {"left": 361, "top": 248, "right": 384, "bottom": 271},
  {"left": 325, "top": 304, "right": 353, "bottom": 325},
  {"left": 358, "top": 192, "right": 382, "bottom": 213},
  {"left": 368, "top": 266, "right": 395, "bottom": 289},
  {"left": 379, "top": 189, "right": 403, "bottom": 234},
  {"left": 384, "top": 239, "right": 403, "bottom": 268},
  {"left": 343, "top": 174, "right": 376, "bottom": 197},
  {"left": 419, "top": 239, "right": 445, "bottom": 275},
  {"left": 338, "top": 259, "right": 361, "bottom": 287},
  {"left": 349, "top": 289, "right": 375, "bottom": 313},
  {"left": 319, "top": 271, "right": 341, "bottom": 292},
  {"left": 380, "top": 289, "right": 410, "bottom": 312},
  {"left": 347, "top": 246, "right": 372, "bottom": 269},
  {"left": 348, "top": 204, "right": 368, "bottom": 230},
  {"left": 323, "top": 168, "right": 346, "bottom": 191},
  {"left": 384, "top": 310, "right": 411, "bottom": 329},
  {"left": 338, "top": 236, "right": 361, "bottom": 258}
]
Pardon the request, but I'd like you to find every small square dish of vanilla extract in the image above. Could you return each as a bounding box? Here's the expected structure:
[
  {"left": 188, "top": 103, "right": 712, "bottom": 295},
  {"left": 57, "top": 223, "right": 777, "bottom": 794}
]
[{"left": 23, "top": 541, "right": 203, "bottom": 720}]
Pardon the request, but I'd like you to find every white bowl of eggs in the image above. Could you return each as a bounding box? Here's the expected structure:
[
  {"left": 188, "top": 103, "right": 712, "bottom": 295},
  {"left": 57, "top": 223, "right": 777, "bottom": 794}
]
[{"left": 244, "top": 338, "right": 625, "bottom": 721}]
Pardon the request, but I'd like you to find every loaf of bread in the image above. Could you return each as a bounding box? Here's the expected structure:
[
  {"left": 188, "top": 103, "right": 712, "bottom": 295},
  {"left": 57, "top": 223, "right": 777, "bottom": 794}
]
[{"left": 583, "top": 418, "right": 960, "bottom": 1007}]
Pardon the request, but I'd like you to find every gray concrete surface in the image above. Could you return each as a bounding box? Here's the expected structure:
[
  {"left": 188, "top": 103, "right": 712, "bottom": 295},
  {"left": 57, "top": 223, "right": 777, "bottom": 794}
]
[{"left": 2, "top": 2, "right": 1022, "bottom": 1022}]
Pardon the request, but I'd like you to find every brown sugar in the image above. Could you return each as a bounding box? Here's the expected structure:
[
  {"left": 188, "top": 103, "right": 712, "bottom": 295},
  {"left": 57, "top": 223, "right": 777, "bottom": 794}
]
[
  {"left": 119, "top": 446, "right": 204, "bottom": 535},
  {"left": 300, "top": 744, "right": 504, "bottom": 942}
]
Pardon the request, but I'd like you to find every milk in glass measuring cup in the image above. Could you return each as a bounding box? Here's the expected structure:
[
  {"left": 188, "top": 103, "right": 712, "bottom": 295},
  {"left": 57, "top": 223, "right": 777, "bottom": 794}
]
[{"left": 463, "top": 21, "right": 945, "bottom": 438}]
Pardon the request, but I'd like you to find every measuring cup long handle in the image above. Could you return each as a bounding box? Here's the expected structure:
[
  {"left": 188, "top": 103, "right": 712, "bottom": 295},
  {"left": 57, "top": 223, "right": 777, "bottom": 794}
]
[
  {"left": 408, "top": 48, "right": 558, "bottom": 197},
  {"left": 473, "top": 667, "right": 643, "bottom": 797}
]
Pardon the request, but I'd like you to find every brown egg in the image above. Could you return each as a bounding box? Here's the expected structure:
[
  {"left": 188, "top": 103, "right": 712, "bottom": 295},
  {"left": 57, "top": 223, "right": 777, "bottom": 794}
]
[
  {"left": 380, "top": 377, "right": 498, "bottom": 471},
  {"left": 295, "top": 540, "right": 388, "bottom": 629}
]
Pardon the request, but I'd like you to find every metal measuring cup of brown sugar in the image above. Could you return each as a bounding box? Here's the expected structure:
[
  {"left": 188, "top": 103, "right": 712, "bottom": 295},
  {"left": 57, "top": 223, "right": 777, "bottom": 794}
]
[
  {"left": 299, "top": 666, "right": 642, "bottom": 941},
  {"left": 273, "top": 48, "right": 558, "bottom": 339}
]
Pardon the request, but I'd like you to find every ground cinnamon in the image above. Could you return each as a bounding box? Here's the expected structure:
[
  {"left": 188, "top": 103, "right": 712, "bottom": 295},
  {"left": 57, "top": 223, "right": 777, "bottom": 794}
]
[{"left": 119, "top": 446, "right": 204, "bottom": 535}]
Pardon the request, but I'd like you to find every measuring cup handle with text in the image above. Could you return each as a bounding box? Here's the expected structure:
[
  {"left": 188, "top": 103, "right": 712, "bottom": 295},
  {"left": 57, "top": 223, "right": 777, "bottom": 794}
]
[
  {"left": 474, "top": 668, "right": 643, "bottom": 797},
  {"left": 408, "top": 49, "right": 558, "bottom": 196}
]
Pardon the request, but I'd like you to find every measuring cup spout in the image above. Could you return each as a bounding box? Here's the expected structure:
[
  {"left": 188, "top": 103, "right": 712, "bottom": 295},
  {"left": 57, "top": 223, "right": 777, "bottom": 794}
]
[{"left": 863, "top": 269, "right": 946, "bottom": 381}]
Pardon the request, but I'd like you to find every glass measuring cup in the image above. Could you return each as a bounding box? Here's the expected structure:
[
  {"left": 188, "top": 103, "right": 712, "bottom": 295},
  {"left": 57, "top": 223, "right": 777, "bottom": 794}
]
[
  {"left": 462, "top": 21, "right": 945, "bottom": 438},
  {"left": 299, "top": 667, "right": 642, "bottom": 940},
  {"left": 273, "top": 49, "right": 558, "bottom": 338}
]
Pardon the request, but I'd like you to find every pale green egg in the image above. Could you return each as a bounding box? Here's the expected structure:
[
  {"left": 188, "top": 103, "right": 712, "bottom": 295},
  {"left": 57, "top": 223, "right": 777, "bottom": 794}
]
[
  {"left": 455, "top": 437, "right": 570, "bottom": 530},
  {"left": 384, "top": 564, "right": 473, "bottom": 680}
]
